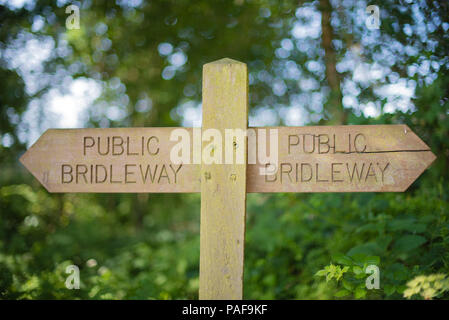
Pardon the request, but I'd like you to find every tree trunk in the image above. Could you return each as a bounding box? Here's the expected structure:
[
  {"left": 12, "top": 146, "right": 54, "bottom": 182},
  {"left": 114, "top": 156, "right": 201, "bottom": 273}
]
[{"left": 319, "top": 0, "right": 346, "bottom": 124}]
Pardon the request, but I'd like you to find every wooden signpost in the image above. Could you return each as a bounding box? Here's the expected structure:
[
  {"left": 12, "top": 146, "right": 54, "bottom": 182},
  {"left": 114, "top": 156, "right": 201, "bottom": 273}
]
[{"left": 20, "top": 58, "right": 436, "bottom": 300}]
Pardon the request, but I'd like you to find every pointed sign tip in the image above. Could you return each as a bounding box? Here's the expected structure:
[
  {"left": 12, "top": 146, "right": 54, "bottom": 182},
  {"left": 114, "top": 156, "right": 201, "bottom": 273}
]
[
  {"left": 401, "top": 150, "right": 437, "bottom": 192},
  {"left": 430, "top": 151, "right": 437, "bottom": 164},
  {"left": 19, "top": 151, "right": 29, "bottom": 170}
]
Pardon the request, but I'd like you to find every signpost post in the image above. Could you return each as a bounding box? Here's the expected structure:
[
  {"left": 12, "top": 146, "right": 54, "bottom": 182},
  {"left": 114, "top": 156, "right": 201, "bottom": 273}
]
[{"left": 20, "top": 58, "right": 436, "bottom": 300}]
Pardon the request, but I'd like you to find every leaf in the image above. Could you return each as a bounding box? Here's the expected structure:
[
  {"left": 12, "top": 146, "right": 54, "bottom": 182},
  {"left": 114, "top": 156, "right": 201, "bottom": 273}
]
[
  {"left": 393, "top": 235, "right": 427, "bottom": 253},
  {"left": 353, "top": 266, "right": 363, "bottom": 275},
  {"left": 355, "top": 223, "right": 383, "bottom": 233},
  {"left": 332, "top": 253, "right": 353, "bottom": 266},
  {"left": 347, "top": 242, "right": 382, "bottom": 256},
  {"left": 384, "top": 284, "right": 396, "bottom": 296},
  {"left": 365, "top": 256, "right": 380, "bottom": 266},
  {"left": 388, "top": 218, "right": 427, "bottom": 233},
  {"left": 349, "top": 253, "right": 368, "bottom": 265},
  {"left": 377, "top": 235, "right": 393, "bottom": 252},
  {"left": 385, "top": 263, "right": 409, "bottom": 281},
  {"left": 354, "top": 287, "right": 367, "bottom": 299},
  {"left": 335, "top": 289, "right": 351, "bottom": 298},
  {"left": 315, "top": 269, "right": 327, "bottom": 277},
  {"left": 396, "top": 285, "right": 408, "bottom": 294},
  {"left": 342, "top": 279, "right": 354, "bottom": 291}
]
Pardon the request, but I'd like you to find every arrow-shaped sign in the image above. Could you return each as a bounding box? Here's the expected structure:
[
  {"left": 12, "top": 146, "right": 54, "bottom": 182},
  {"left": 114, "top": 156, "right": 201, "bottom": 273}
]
[
  {"left": 17, "top": 58, "right": 438, "bottom": 301},
  {"left": 20, "top": 125, "right": 435, "bottom": 193}
]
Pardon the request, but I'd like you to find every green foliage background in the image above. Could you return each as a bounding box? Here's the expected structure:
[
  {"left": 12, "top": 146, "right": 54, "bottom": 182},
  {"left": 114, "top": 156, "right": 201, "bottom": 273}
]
[{"left": 0, "top": 0, "right": 448, "bottom": 299}]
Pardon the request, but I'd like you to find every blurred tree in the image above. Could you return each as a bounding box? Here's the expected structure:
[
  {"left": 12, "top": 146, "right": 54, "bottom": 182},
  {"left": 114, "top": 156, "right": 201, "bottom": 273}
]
[
  {"left": 319, "top": 0, "right": 345, "bottom": 124},
  {"left": 0, "top": 0, "right": 448, "bottom": 299}
]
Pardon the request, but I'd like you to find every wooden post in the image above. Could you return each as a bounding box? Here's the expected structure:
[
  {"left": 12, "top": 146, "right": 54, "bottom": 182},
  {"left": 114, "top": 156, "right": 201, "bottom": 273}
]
[
  {"left": 199, "top": 58, "right": 248, "bottom": 299},
  {"left": 18, "top": 57, "right": 437, "bottom": 300}
]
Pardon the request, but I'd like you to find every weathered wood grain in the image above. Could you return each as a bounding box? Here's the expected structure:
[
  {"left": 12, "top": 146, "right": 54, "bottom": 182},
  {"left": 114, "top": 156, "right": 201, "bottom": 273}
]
[
  {"left": 247, "top": 124, "right": 436, "bottom": 193},
  {"left": 199, "top": 58, "right": 248, "bottom": 300},
  {"left": 19, "top": 127, "right": 201, "bottom": 193},
  {"left": 20, "top": 125, "right": 435, "bottom": 193}
]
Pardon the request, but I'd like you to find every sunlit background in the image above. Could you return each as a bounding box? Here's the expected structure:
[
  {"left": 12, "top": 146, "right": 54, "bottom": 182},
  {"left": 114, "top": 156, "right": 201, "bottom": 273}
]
[
  {"left": 1, "top": 0, "right": 439, "bottom": 146},
  {"left": 0, "top": 0, "right": 448, "bottom": 300}
]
